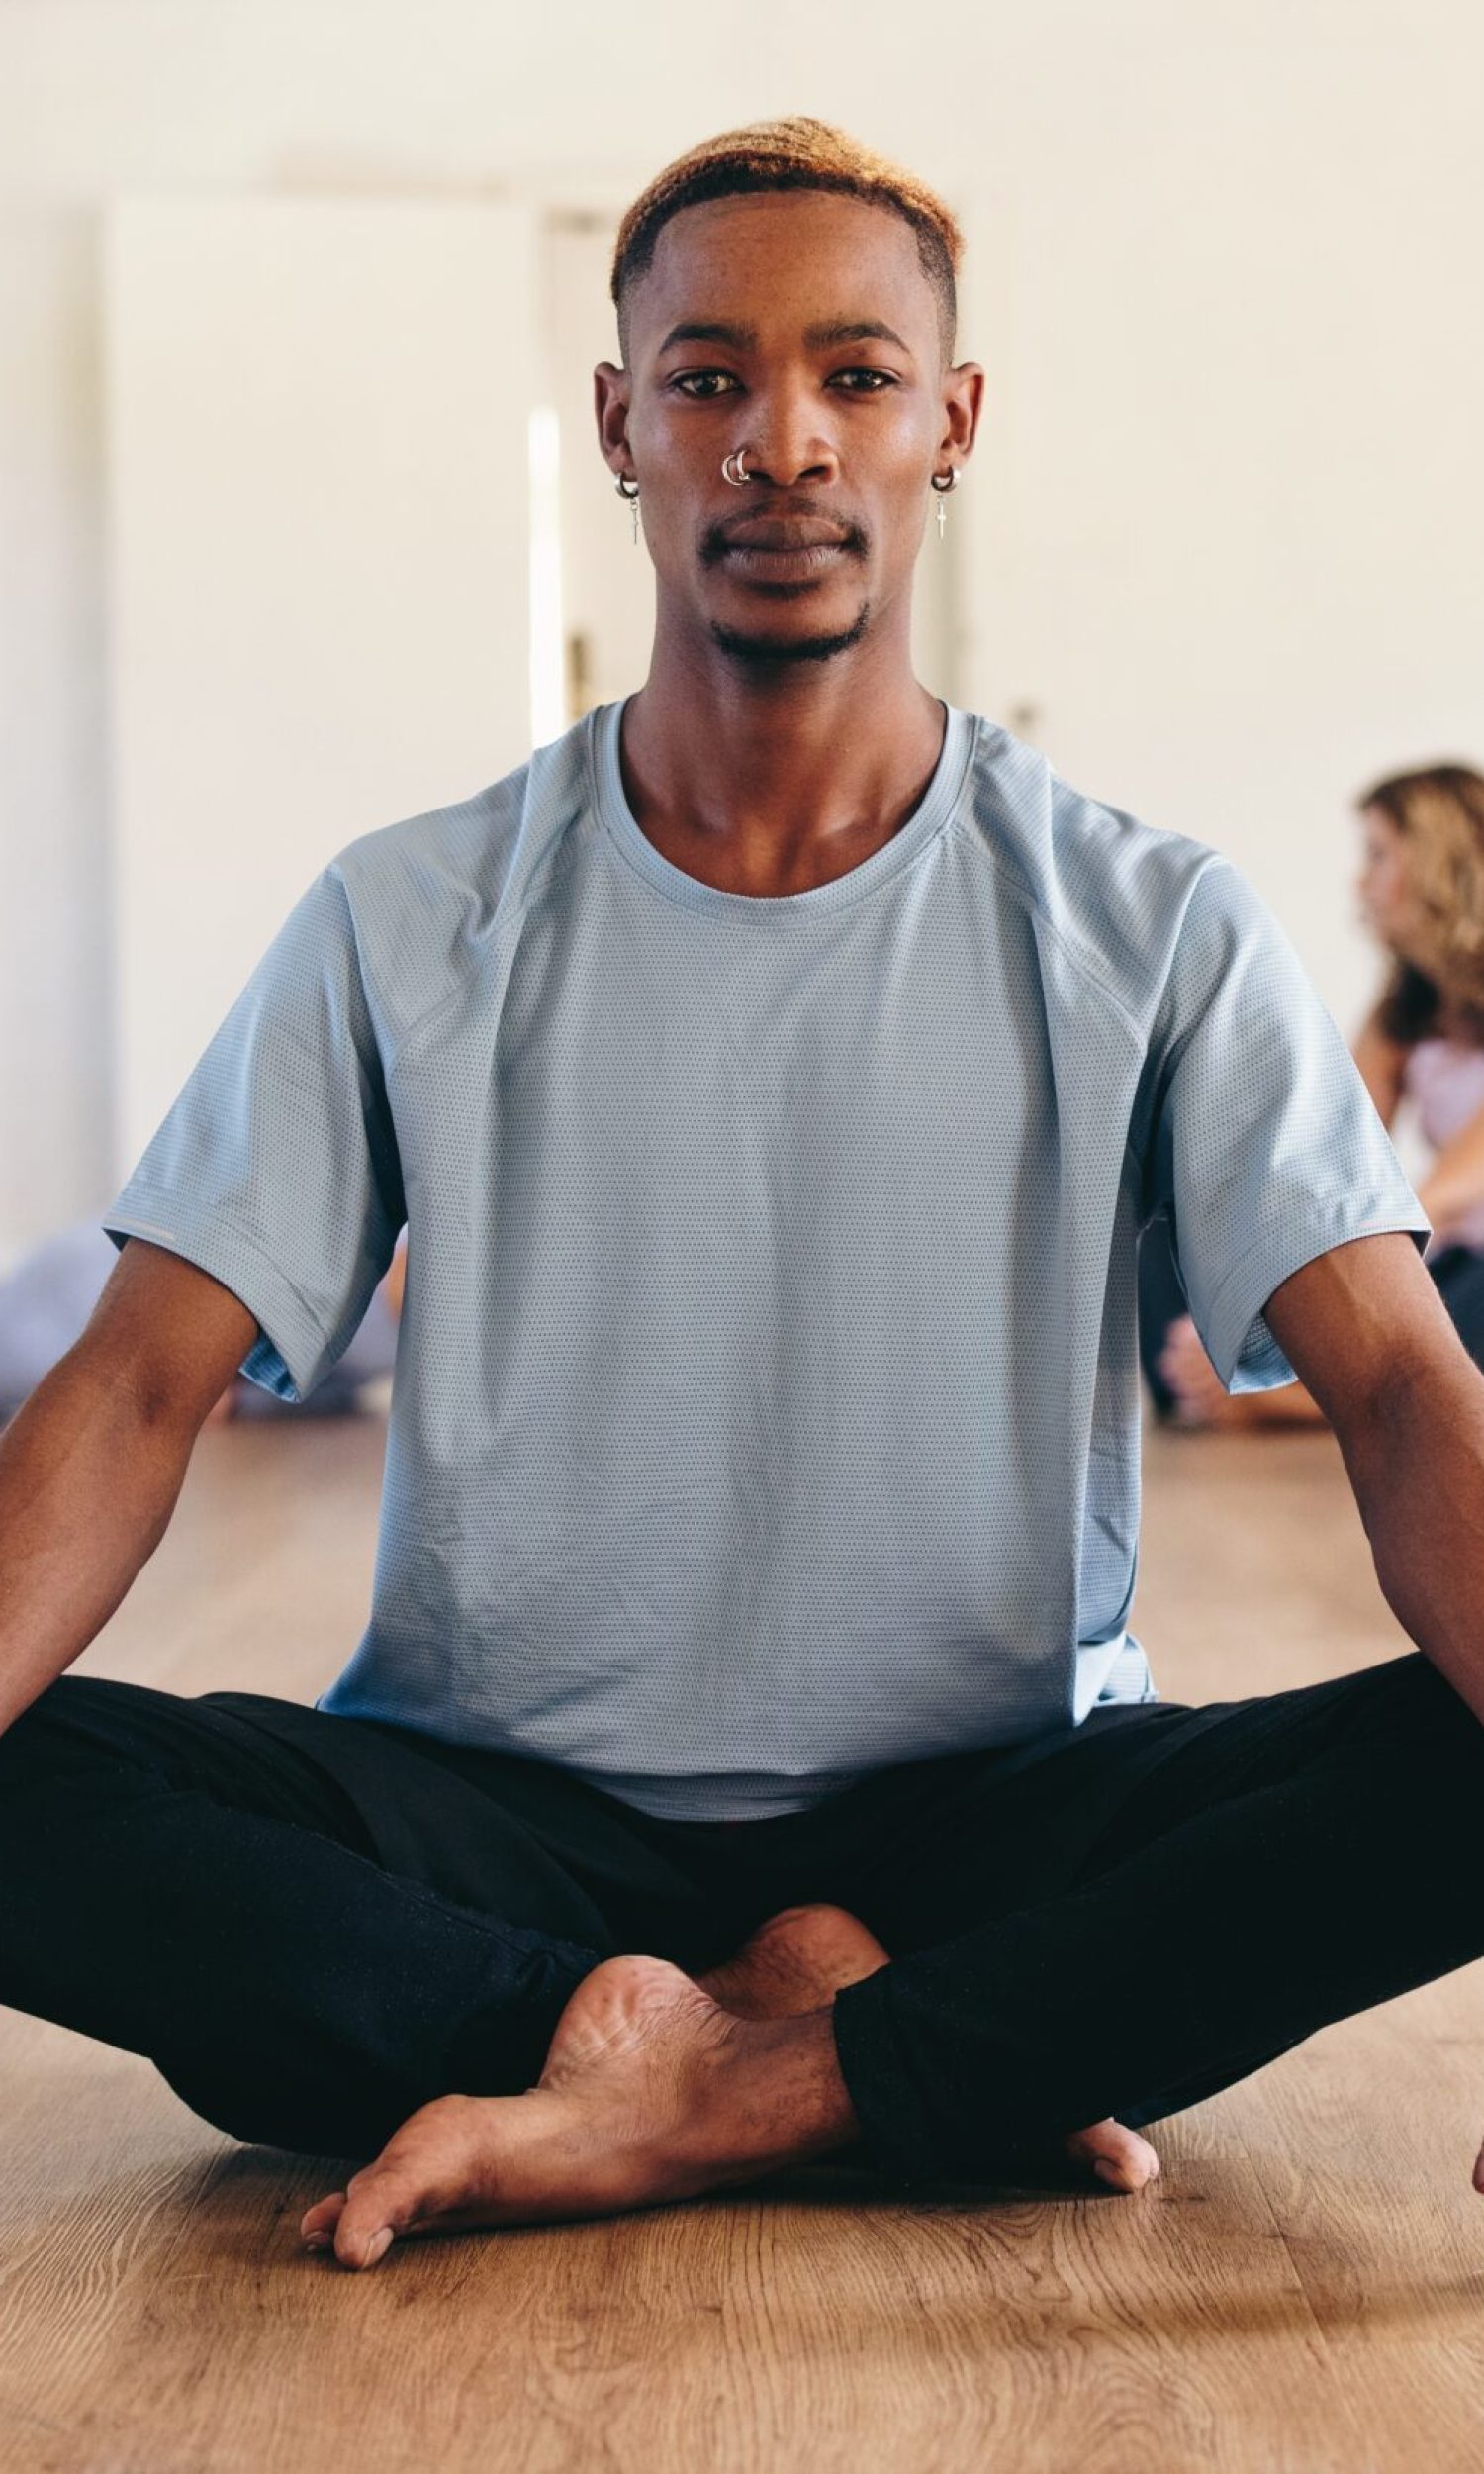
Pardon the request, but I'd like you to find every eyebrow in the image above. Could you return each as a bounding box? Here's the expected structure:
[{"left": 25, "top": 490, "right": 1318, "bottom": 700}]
[{"left": 655, "top": 317, "right": 913, "bottom": 356}]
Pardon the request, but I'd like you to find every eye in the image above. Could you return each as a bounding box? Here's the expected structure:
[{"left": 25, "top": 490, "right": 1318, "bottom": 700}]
[{"left": 668, "top": 368, "right": 899, "bottom": 398}]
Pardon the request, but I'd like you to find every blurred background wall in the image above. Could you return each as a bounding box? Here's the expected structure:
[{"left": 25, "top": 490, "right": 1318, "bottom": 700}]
[{"left": 1, "top": 0, "right": 1479, "bottom": 1267}]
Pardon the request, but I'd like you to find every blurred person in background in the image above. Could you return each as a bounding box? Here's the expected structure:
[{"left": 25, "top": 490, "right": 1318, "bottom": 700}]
[{"left": 1143, "top": 764, "right": 1484, "bottom": 1431}]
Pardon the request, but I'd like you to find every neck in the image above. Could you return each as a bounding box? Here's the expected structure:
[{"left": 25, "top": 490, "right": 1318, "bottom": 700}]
[{"left": 617, "top": 632, "right": 947, "bottom": 899}]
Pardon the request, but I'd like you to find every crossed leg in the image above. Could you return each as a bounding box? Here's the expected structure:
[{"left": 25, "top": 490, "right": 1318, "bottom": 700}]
[
  {"left": 299, "top": 1905, "right": 1159, "bottom": 2271},
  {"left": 302, "top": 1653, "right": 1484, "bottom": 2267}
]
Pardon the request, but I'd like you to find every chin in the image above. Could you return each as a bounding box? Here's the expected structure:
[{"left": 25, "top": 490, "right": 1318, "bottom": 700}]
[{"left": 707, "top": 606, "right": 873, "bottom": 667}]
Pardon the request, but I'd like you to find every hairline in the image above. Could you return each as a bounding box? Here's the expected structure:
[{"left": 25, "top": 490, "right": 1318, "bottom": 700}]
[{"left": 615, "top": 189, "right": 955, "bottom": 376}]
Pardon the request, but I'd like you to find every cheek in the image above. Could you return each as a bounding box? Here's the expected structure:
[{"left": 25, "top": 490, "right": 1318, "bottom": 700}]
[{"left": 886, "top": 401, "right": 940, "bottom": 475}]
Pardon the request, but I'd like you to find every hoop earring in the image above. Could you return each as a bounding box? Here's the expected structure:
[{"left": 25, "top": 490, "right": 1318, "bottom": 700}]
[
  {"left": 614, "top": 471, "right": 640, "bottom": 544},
  {"left": 721, "top": 448, "right": 755, "bottom": 487},
  {"left": 929, "top": 466, "right": 960, "bottom": 541}
]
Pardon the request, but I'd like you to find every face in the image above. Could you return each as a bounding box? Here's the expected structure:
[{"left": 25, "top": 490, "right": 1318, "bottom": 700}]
[
  {"left": 594, "top": 191, "right": 983, "bottom": 669},
  {"left": 1355, "top": 803, "right": 1414, "bottom": 945}
]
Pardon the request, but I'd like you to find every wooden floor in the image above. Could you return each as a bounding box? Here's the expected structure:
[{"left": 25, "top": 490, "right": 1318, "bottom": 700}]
[{"left": 5, "top": 1411, "right": 1484, "bottom": 2472}]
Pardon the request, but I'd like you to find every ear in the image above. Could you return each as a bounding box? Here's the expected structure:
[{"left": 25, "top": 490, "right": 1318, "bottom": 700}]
[{"left": 593, "top": 361, "right": 633, "bottom": 476}]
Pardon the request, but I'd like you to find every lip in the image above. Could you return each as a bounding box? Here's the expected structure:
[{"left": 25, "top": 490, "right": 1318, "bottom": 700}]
[
  {"left": 723, "top": 519, "right": 851, "bottom": 549},
  {"left": 721, "top": 541, "right": 849, "bottom": 576},
  {"left": 722, "top": 539, "right": 846, "bottom": 564}
]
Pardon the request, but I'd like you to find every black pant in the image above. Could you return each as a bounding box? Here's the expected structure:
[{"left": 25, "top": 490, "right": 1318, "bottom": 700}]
[
  {"left": 4, "top": 1652, "right": 1484, "bottom": 2184},
  {"left": 1138, "top": 1215, "right": 1484, "bottom": 1418}
]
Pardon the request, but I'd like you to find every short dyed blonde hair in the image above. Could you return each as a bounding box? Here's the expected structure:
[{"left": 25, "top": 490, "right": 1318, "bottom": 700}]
[{"left": 609, "top": 115, "right": 965, "bottom": 371}]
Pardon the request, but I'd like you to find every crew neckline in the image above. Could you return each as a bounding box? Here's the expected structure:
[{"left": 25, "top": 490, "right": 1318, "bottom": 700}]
[{"left": 590, "top": 692, "right": 976, "bottom": 918}]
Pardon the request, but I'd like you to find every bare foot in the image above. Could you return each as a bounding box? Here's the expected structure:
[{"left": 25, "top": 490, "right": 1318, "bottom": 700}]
[
  {"left": 299, "top": 1953, "right": 856, "bottom": 2271},
  {"left": 695, "top": 1903, "right": 1159, "bottom": 2196},
  {"left": 694, "top": 1902, "right": 890, "bottom": 2019}
]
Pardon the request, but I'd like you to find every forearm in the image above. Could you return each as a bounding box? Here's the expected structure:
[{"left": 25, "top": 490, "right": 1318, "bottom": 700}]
[
  {"left": 1341, "top": 1356, "right": 1484, "bottom": 1729},
  {"left": 0, "top": 1348, "right": 194, "bottom": 1739}
]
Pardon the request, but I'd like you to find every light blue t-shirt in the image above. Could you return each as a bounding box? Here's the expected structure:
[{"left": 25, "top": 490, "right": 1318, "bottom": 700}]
[{"left": 103, "top": 698, "right": 1431, "bottom": 1818}]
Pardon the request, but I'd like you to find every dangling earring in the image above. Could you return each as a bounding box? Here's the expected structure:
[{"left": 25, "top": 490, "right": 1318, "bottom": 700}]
[
  {"left": 929, "top": 466, "right": 960, "bottom": 539},
  {"left": 614, "top": 472, "right": 640, "bottom": 545}
]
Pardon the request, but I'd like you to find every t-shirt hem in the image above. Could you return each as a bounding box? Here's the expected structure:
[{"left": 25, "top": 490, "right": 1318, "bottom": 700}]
[{"left": 560, "top": 1764, "right": 847, "bottom": 1821}]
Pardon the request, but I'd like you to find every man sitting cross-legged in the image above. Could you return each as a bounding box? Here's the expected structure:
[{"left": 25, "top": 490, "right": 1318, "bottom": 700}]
[{"left": 6, "top": 116, "right": 1484, "bottom": 2277}]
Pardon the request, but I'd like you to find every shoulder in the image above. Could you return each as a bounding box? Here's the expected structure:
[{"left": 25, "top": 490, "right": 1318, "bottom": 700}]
[
  {"left": 955, "top": 717, "right": 1243, "bottom": 1040},
  {"left": 323, "top": 714, "right": 597, "bottom": 1048}
]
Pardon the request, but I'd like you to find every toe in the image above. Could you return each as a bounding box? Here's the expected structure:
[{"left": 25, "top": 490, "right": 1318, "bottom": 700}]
[
  {"left": 331, "top": 2171, "right": 411, "bottom": 2269},
  {"left": 332, "top": 2141, "right": 461, "bottom": 2267},
  {"left": 322, "top": 2092, "right": 513, "bottom": 2266},
  {"left": 300, "top": 2192, "right": 346, "bottom": 2250},
  {"left": 1065, "top": 2116, "right": 1161, "bottom": 2193}
]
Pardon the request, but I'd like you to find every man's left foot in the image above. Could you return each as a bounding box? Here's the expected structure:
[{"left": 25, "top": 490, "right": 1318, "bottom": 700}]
[{"left": 694, "top": 1902, "right": 889, "bottom": 2018}]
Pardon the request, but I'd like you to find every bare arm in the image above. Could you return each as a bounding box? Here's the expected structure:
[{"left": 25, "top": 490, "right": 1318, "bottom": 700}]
[
  {"left": 1261, "top": 1231, "right": 1484, "bottom": 1728},
  {"left": 0, "top": 1237, "right": 259, "bottom": 1739},
  {"left": 1264, "top": 1232, "right": 1484, "bottom": 2193}
]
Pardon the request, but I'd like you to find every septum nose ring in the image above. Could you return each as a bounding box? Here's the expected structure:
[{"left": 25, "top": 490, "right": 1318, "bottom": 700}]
[{"left": 721, "top": 449, "right": 754, "bottom": 486}]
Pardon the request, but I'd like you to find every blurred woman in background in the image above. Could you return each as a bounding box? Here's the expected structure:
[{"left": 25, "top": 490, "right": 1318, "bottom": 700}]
[{"left": 1143, "top": 762, "right": 1484, "bottom": 1429}]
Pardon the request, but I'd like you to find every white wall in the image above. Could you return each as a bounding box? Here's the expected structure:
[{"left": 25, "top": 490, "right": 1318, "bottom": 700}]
[
  {"left": 2, "top": 0, "right": 1480, "bottom": 1263},
  {"left": 105, "top": 196, "right": 540, "bottom": 1163}
]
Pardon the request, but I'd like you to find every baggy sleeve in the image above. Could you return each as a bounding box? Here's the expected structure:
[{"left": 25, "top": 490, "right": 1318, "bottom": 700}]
[
  {"left": 1144, "top": 857, "right": 1432, "bottom": 1391},
  {"left": 102, "top": 861, "right": 405, "bottom": 1402}
]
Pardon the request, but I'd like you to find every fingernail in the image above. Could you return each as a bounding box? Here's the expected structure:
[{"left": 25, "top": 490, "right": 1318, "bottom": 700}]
[
  {"left": 361, "top": 2227, "right": 394, "bottom": 2267},
  {"left": 303, "top": 2232, "right": 328, "bottom": 2252}
]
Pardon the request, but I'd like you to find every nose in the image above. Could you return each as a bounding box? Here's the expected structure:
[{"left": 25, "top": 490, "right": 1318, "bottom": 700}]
[{"left": 730, "top": 395, "right": 840, "bottom": 490}]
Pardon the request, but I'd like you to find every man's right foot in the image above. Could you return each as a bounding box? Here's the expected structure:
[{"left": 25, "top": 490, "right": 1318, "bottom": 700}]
[{"left": 695, "top": 1903, "right": 1159, "bottom": 2194}]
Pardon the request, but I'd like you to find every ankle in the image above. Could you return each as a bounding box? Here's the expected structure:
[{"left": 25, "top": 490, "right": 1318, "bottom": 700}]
[{"left": 691, "top": 2005, "right": 863, "bottom": 2178}]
